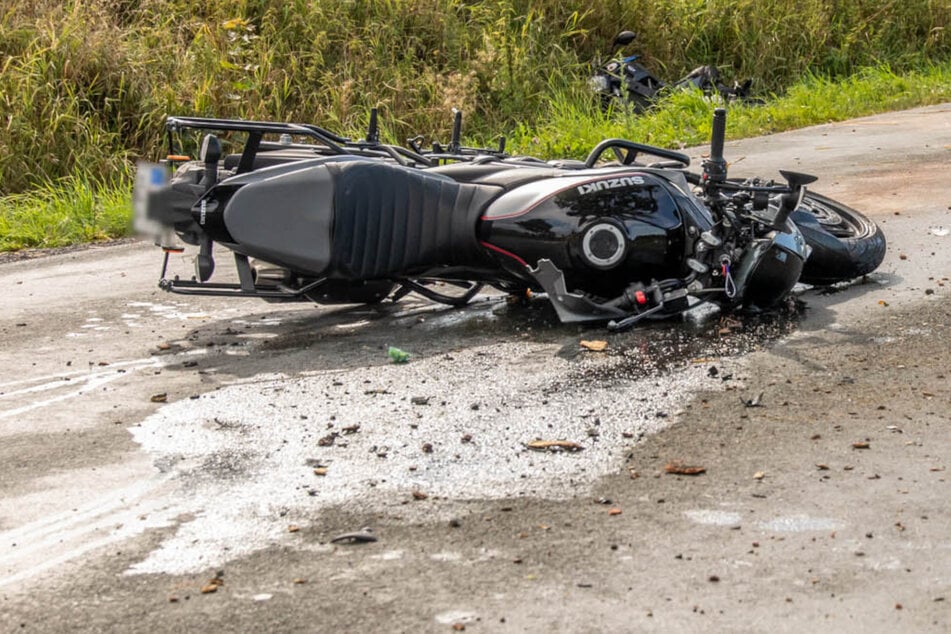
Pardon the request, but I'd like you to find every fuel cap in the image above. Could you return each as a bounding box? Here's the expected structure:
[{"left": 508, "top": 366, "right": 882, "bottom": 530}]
[{"left": 581, "top": 222, "right": 627, "bottom": 269}]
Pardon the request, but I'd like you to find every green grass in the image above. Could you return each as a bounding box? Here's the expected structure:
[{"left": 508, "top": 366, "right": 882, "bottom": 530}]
[
  {"left": 509, "top": 61, "right": 951, "bottom": 157},
  {"left": 0, "top": 176, "right": 132, "bottom": 251}
]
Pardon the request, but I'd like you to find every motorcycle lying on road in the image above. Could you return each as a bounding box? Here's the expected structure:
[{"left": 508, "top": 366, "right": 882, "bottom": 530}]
[
  {"left": 135, "top": 108, "right": 885, "bottom": 330},
  {"left": 589, "top": 30, "right": 755, "bottom": 112}
]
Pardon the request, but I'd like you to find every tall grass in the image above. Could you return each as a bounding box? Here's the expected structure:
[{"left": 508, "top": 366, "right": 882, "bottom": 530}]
[
  {"left": 1, "top": 0, "right": 948, "bottom": 197},
  {"left": 0, "top": 174, "right": 131, "bottom": 250}
]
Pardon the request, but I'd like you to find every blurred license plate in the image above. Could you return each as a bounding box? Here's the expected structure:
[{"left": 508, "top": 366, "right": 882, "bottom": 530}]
[{"left": 133, "top": 162, "right": 167, "bottom": 230}]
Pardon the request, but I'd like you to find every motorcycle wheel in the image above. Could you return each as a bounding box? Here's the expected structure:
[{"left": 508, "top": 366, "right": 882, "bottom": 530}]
[{"left": 792, "top": 192, "right": 886, "bottom": 285}]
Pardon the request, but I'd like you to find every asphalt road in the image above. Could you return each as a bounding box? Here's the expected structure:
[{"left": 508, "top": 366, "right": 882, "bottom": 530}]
[{"left": 1, "top": 104, "right": 949, "bottom": 632}]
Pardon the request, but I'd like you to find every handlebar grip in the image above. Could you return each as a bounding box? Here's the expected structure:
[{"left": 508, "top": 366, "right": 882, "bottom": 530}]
[{"left": 709, "top": 108, "right": 726, "bottom": 164}]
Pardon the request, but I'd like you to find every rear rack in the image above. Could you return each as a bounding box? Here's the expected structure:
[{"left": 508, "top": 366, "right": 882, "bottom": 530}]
[{"left": 164, "top": 115, "right": 432, "bottom": 171}]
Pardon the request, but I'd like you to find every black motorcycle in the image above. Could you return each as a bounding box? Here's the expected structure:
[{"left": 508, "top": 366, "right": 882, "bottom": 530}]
[
  {"left": 589, "top": 30, "right": 755, "bottom": 113},
  {"left": 134, "top": 108, "right": 884, "bottom": 330}
]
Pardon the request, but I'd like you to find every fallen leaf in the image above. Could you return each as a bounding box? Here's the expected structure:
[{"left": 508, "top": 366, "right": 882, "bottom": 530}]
[
  {"left": 200, "top": 576, "right": 223, "bottom": 594},
  {"left": 150, "top": 393, "right": 168, "bottom": 403},
  {"left": 852, "top": 441, "right": 871, "bottom": 449},
  {"left": 816, "top": 464, "right": 830, "bottom": 471},
  {"left": 580, "top": 340, "right": 608, "bottom": 352},
  {"left": 313, "top": 467, "right": 328, "bottom": 476},
  {"left": 525, "top": 440, "right": 583, "bottom": 452},
  {"left": 753, "top": 471, "right": 765, "bottom": 480},
  {"left": 288, "top": 525, "right": 300, "bottom": 533},
  {"left": 664, "top": 462, "right": 706, "bottom": 476},
  {"left": 411, "top": 490, "right": 428, "bottom": 501},
  {"left": 608, "top": 508, "right": 623, "bottom": 516},
  {"left": 157, "top": 342, "right": 171, "bottom": 350}
]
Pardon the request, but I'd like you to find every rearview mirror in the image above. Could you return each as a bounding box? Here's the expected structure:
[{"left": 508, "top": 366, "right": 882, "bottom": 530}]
[{"left": 613, "top": 31, "right": 636, "bottom": 47}]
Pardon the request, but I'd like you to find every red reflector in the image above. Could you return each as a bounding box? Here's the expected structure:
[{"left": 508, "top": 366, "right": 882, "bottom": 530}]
[{"left": 635, "top": 290, "right": 647, "bottom": 305}]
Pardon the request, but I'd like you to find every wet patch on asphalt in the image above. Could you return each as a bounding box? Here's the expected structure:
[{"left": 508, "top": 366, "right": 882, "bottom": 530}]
[{"left": 126, "top": 294, "right": 805, "bottom": 576}]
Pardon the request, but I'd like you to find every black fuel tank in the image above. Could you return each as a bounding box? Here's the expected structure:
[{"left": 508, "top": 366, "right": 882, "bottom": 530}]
[{"left": 479, "top": 171, "right": 687, "bottom": 297}]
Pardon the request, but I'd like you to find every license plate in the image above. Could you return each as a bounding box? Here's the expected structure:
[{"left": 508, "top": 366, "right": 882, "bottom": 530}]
[{"left": 133, "top": 162, "right": 167, "bottom": 233}]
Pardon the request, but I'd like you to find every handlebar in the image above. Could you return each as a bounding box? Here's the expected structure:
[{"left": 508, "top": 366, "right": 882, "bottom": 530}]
[{"left": 702, "top": 108, "right": 728, "bottom": 187}]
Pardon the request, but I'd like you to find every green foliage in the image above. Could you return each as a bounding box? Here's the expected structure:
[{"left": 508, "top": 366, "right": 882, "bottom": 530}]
[
  {"left": 0, "top": 174, "right": 132, "bottom": 250},
  {"left": 509, "top": 61, "right": 951, "bottom": 157},
  {"left": 1, "top": 0, "right": 948, "bottom": 196}
]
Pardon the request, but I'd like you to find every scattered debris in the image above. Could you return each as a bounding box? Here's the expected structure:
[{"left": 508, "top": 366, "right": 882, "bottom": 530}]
[
  {"left": 412, "top": 490, "right": 429, "bottom": 501},
  {"left": 330, "top": 528, "right": 377, "bottom": 544},
  {"left": 150, "top": 393, "right": 168, "bottom": 403},
  {"left": 313, "top": 467, "right": 328, "bottom": 476},
  {"left": 387, "top": 346, "right": 411, "bottom": 363},
  {"left": 852, "top": 441, "right": 871, "bottom": 450},
  {"left": 288, "top": 525, "right": 300, "bottom": 533},
  {"left": 753, "top": 471, "right": 765, "bottom": 480},
  {"left": 411, "top": 396, "right": 431, "bottom": 405},
  {"left": 580, "top": 340, "right": 608, "bottom": 352},
  {"left": 608, "top": 508, "right": 623, "bottom": 516},
  {"left": 742, "top": 391, "right": 765, "bottom": 407},
  {"left": 317, "top": 433, "right": 339, "bottom": 447},
  {"left": 524, "top": 440, "right": 584, "bottom": 453},
  {"left": 664, "top": 462, "right": 706, "bottom": 476},
  {"left": 200, "top": 573, "right": 224, "bottom": 594}
]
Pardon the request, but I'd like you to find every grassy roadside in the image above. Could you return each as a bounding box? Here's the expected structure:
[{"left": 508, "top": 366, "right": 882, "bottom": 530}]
[{"left": 1, "top": 62, "right": 950, "bottom": 253}]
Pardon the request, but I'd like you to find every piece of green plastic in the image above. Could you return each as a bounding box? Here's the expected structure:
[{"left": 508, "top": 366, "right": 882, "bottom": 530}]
[{"left": 387, "top": 346, "right": 411, "bottom": 363}]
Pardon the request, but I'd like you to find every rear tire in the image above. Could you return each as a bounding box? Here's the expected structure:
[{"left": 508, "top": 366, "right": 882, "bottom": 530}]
[{"left": 792, "top": 192, "right": 886, "bottom": 285}]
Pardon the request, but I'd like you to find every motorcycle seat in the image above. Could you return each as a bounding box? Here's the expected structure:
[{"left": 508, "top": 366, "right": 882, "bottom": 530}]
[{"left": 326, "top": 161, "right": 503, "bottom": 278}]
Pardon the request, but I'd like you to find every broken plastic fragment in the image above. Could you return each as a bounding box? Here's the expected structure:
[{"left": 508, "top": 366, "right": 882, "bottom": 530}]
[{"left": 387, "top": 346, "right": 411, "bottom": 363}]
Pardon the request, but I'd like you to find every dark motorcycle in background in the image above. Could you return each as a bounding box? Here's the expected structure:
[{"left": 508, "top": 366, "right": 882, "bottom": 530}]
[
  {"left": 589, "top": 30, "right": 755, "bottom": 112},
  {"left": 134, "top": 107, "right": 884, "bottom": 330}
]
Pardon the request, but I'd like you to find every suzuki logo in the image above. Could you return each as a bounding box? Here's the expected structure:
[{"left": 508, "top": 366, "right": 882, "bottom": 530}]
[{"left": 576, "top": 175, "right": 645, "bottom": 196}]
